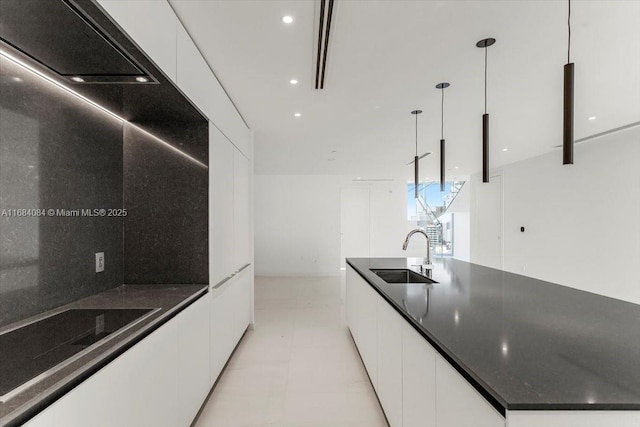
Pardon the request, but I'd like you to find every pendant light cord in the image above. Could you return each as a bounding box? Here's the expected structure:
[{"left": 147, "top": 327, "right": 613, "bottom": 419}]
[
  {"left": 415, "top": 112, "right": 418, "bottom": 156},
  {"left": 441, "top": 88, "right": 445, "bottom": 139},
  {"left": 567, "top": 0, "right": 571, "bottom": 63},
  {"left": 484, "top": 46, "right": 488, "bottom": 114}
]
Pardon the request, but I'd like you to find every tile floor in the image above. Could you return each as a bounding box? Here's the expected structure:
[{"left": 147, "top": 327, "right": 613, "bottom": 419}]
[{"left": 194, "top": 276, "right": 388, "bottom": 427}]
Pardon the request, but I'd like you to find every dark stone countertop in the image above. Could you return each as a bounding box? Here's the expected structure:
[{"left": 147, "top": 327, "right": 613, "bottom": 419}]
[
  {"left": 0, "top": 284, "right": 208, "bottom": 426},
  {"left": 346, "top": 257, "right": 640, "bottom": 412}
]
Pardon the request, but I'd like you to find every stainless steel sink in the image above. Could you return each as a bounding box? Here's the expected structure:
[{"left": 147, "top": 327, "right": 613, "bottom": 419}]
[{"left": 370, "top": 269, "right": 436, "bottom": 284}]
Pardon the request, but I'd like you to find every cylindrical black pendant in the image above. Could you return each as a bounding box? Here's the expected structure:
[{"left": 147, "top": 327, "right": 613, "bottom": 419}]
[
  {"left": 440, "top": 139, "right": 445, "bottom": 192},
  {"left": 414, "top": 155, "right": 419, "bottom": 199},
  {"left": 563, "top": 63, "right": 574, "bottom": 165},
  {"left": 482, "top": 113, "right": 489, "bottom": 183}
]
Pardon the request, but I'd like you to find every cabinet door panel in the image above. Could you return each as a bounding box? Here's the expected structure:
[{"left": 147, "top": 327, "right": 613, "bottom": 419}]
[
  {"left": 377, "top": 298, "right": 402, "bottom": 427},
  {"left": 209, "top": 124, "right": 235, "bottom": 284},
  {"left": 233, "top": 149, "right": 251, "bottom": 270},
  {"left": 176, "top": 296, "right": 211, "bottom": 425},
  {"left": 436, "top": 354, "right": 504, "bottom": 427},
  {"left": 402, "top": 322, "right": 436, "bottom": 427},
  {"left": 357, "top": 275, "right": 378, "bottom": 387},
  {"left": 210, "top": 284, "right": 235, "bottom": 383}
]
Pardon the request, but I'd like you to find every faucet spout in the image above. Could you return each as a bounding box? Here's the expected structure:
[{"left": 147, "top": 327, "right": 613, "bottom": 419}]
[{"left": 402, "top": 229, "right": 431, "bottom": 266}]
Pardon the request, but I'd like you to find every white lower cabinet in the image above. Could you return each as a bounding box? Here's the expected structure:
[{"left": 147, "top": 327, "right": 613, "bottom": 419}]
[
  {"left": 24, "top": 295, "right": 212, "bottom": 427},
  {"left": 176, "top": 296, "right": 211, "bottom": 425},
  {"left": 435, "top": 354, "right": 504, "bottom": 427},
  {"left": 345, "top": 265, "right": 505, "bottom": 427},
  {"left": 210, "top": 285, "right": 234, "bottom": 384},
  {"left": 402, "top": 322, "right": 436, "bottom": 427},
  {"left": 210, "top": 266, "right": 253, "bottom": 386},
  {"left": 377, "top": 298, "right": 403, "bottom": 427},
  {"left": 353, "top": 271, "right": 378, "bottom": 388}
]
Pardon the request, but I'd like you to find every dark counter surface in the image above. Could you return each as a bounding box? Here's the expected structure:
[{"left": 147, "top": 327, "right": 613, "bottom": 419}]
[
  {"left": 346, "top": 257, "right": 640, "bottom": 411},
  {"left": 0, "top": 284, "right": 208, "bottom": 426}
]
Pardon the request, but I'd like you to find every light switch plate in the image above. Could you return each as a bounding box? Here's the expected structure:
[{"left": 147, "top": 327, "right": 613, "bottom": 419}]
[{"left": 95, "top": 252, "right": 105, "bottom": 273}]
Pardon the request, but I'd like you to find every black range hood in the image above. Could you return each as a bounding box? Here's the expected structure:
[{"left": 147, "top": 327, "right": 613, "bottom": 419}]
[{"left": 0, "top": 0, "right": 154, "bottom": 84}]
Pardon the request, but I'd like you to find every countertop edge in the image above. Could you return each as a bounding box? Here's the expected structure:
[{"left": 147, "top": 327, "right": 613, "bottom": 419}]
[{"left": 2, "top": 286, "right": 209, "bottom": 427}]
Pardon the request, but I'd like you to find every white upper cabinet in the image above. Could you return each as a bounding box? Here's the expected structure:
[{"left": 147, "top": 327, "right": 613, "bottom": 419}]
[
  {"left": 177, "top": 22, "right": 215, "bottom": 120},
  {"left": 233, "top": 149, "right": 251, "bottom": 270},
  {"left": 176, "top": 23, "right": 251, "bottom": 157},
  {"left": 96, "top": 0, "right": 177, "bottom": 83},
  {"left": 209, "top": 124, "right": 235, "bottom": 284}
]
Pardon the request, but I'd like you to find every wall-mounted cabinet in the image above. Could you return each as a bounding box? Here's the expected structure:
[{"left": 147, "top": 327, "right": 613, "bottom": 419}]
[{"left": 97, "top": 0, "right": 251, "bottom": 157}]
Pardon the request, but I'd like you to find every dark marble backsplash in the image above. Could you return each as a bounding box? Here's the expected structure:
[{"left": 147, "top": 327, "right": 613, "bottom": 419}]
[
  {"left": 0, "top": 56, "right": 124, "bottom": 327},
  {"left": 123, "top": 122, "right": 209, "bottom": 285}
]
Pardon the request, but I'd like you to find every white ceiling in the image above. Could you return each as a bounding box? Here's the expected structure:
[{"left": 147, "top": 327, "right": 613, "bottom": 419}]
[{"left": 169, "top": 0, "right": 640, "bottom": 180}]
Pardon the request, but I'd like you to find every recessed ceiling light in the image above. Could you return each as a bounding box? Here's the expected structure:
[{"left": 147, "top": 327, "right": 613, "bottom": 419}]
[
  {"left": 294, "top": 112, "right": 301, "bottom": 117},
  {"left": 70, "top": 76, "right": 84, "bottom": 82},
  {"left": 282, "top": 15, "right": 294, "bottom": 24},
  {"left": 289, "top": 79, "right": 298, "bottom": 85},
  {"left": 455, "top": 166, "right": 459, "bottom": 169},
  {"left": 502, "top": 148, "right": 508, "bottom": 152},
  {"left": 12, "top": 76, "right": 23, "bottom": 82},
  {"left": 588, "top": 116, "right": 597, "bottom": 121},
  {"left": 135, "top": 76, "right": 149, "bottom": 83}
]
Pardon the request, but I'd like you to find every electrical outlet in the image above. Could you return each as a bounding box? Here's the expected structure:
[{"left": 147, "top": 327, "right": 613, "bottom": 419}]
[{"left": 96, "top": 252, "right": 104, "bottom": 273}]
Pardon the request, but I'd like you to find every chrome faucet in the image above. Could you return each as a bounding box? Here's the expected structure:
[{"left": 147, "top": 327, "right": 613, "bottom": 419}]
[{"left": 402, "top": 229, "right": 431, "bottom": 266}]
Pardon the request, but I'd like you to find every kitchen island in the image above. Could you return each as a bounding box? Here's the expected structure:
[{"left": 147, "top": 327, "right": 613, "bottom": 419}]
[{"left": 346, "top": 257, "right": 640, "bottom": 427}]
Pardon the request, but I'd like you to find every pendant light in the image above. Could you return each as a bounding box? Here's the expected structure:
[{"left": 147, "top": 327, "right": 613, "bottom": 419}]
[
  {"left": 411, "top": 109, "right": 423, "bottom": 199},
  {"left": 476, "top": 37, "right": 496, "bottom": 183},
  {"left": 563, "top": 0, "right": 574, "bottom": 164},
  {"left": 436, "top": 82, "right": 450, "bottom": 192}
]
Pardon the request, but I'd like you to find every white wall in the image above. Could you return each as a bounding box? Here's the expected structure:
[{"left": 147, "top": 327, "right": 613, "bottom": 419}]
[
  {"left": 254, "top": 176, "right": 409, "bottom": 276},
  {"left": 470, "top": 126, "right": 640, "bottom": 304},
  {"left": 254, "top": 175, "right": 341, "bottom": 276}
]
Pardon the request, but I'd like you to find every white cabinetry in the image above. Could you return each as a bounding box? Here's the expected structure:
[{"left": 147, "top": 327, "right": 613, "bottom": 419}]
[
  {"left": 209, "top": 124, "right": 235, "bottom": 285},
  {"left": 435, "top": 355, "right": 504, "bottom": 427},
  {"left": 175, "top": 24, "right": 250, "bottom": 156},
  {"left": 402, "top": 322, "right": 436, "bottom": 427},
  {"left": 377, "top": 298, "right": 403, "bottom": 427},
  {"left": 176, "top": 296, "right": 211, "bottom": 425},
  {"left": 210, "top": 283, "right": 235, "bottom": 384},
  {"left": 209, "top": 264, "right": 252, "bottom": 386},
  {"left": 347, "top": 267, "right": 378, "bottom": 387},
  {"left": 233, "top": 149, "right": 251, "bottom": 270},
  {"left": 24, "top": 296, "right": 210, "bottom": 427},
  {"left": 96, "top": 0, "right": 177, "bottom": 82}
]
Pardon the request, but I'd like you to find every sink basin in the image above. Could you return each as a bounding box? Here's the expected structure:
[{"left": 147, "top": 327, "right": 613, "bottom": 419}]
[{"left": 370, "top": 269, "right": 436, "bottom": 284}]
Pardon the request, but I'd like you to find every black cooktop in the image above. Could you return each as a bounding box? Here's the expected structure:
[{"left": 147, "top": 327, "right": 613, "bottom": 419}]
[{"left": 0, "top": 308, "right": 153, "bottom": 398}]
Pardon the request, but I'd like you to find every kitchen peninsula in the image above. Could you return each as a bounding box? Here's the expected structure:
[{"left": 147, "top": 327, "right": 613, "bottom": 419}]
[{"left": 346, "top": 257, "right": 640, "bottom": 427}]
